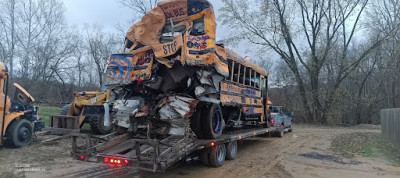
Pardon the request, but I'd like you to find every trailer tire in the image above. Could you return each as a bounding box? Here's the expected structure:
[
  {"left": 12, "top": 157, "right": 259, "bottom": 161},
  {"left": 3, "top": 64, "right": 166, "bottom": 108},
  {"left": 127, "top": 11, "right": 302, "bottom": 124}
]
[
  {"left": 190, "top": 107, "right": 204, "bottom": 138},
  {"left": 6, "top": 119, "right": 33, "bottom": 148},
  {"left": 200, "top": 149, "right": 210, "bottom": 166},
  {"left": 225, "top": 141, "right": 238, "bottom": 160},
  {"left": 60, "top": 104, "right": 71, "bottom": 115},
  {"left": 203, "top": 104, "right": 224, "bottom": 139},
  {"left": 90, "top": 116, "right": 113, "bottom": 134},
  {"left": 209, "top": 144, "right": 226, "bottom": 167}
]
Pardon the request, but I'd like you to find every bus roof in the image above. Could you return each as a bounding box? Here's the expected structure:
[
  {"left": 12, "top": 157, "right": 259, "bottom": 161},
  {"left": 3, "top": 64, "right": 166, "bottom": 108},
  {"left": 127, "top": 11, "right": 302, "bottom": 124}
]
[{"left": 225, "top": 49, "right": 269, "bottom": 77}]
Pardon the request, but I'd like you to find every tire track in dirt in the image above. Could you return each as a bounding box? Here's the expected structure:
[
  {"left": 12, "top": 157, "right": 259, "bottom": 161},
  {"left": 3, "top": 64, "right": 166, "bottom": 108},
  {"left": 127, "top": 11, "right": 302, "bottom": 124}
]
[
  {"left": 59, "top": 166, "right": 136, "bottom": 178},
  {"left": 239, "top": 132, "right": 314, "bottom": 178}
]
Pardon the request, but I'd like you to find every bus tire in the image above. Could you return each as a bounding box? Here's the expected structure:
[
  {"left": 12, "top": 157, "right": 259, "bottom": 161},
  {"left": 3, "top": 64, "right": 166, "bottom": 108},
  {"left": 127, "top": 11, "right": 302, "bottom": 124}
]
[
  {"left": 225, "top": 140, "right": 238, "bottom": 160},
  {"left": 190, "top": 107, "right": 204, "bottom": 138},
  {"left": 209, "top": 144, "right": 226, "bottom": 167},
  {"left": 203, "top": 104, "right": 224, "bottom": 139},
  {"left": 6, "top": 119, "right": 33, "bottom": 148}
]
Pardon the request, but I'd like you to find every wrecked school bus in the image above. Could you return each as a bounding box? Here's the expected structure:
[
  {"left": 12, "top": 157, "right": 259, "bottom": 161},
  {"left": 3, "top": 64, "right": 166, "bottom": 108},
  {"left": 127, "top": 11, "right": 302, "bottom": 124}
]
[{"left": 72, "top": 0, "right": 274, "bottom": 172}]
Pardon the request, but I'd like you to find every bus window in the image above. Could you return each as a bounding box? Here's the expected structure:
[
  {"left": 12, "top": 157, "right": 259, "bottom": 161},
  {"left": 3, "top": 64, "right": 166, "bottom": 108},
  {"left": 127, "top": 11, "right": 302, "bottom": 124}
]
[
  {"left": 254, "top": 71, "right": 258, "bottom": 87},
  {"left": 233, "top": 62, "right": 240, "bottom": 83},
  {"left": 190, "top": 17, "right": 205, "bottom": 36},
  {"left": 254, "top": 73, "right": 260, "bottom": 88},
  {"left": 228, "top": 60, "right": 233, "bottom": 81},
  {"left": 245, "top": 67, "right": 251, "bottom": 86},
  {"left": 262, "top": 78, "right": 267, "bottom": 89},
  {"left": 249, "top": 68, "right": 253, "bottom": 86},
  {"left": 242, "top": 66, "right": 246, "bottom": 85},
  {"left": 238, "top": 64, "right": 244, "bottom": 84}
]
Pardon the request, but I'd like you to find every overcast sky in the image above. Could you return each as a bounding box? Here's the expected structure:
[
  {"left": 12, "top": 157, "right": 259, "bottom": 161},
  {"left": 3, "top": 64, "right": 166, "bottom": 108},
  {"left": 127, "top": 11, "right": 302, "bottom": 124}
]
[
  {"left": 61, "top": 0, "right": 272, "bottom": 66},
  {"left": 63, "top": 0, "right": 225, "bottom": 37},
  {"left": 62, "top": 1, "right": 247, "bottom": 47}
]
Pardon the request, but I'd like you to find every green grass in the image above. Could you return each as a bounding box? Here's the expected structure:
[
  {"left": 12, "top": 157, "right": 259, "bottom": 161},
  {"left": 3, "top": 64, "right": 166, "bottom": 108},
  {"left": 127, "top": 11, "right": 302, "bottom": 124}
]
[
  {"left": 39, "top": 105, "right": 61, "bottom": 126},
  {"left": 332, "top": 132, "right": 400, "bottom": 166},
  {"left": 363, "top": 144, "right": 374, "bottom": 157}
]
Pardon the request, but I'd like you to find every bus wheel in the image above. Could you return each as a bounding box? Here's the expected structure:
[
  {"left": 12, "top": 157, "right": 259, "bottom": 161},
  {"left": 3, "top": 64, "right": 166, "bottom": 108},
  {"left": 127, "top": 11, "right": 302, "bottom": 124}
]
[
  {"left": 209, "top": 144, "right": 226, "bottom": 167},
  {"left": 6, "top": 119, "right": 33, "bottom": 148},
  {"left": 225, "top": 140, "right": 238, "bottom": 160},
  {"left": 190, "top": 107, "right": 204, "bottom": 138},
  {"left": 203, "top": 104, "right": 224, "bottom": 139}
]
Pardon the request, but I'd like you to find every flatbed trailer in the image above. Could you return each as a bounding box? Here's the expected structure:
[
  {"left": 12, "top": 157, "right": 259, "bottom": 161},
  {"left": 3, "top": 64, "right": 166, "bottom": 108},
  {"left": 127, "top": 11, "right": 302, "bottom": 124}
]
[{"left": 71, "top": 126, "right": 276, "bottom": 173}]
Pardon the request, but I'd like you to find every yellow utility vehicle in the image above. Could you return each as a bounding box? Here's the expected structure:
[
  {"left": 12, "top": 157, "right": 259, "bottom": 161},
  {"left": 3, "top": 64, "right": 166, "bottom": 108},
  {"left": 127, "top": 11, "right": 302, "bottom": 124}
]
[
  {"left": 0, "top": 62, "right": 44, "bottom": 147},
  {"left": 49, "top": 91, "right": 113, "bottom": 135}
]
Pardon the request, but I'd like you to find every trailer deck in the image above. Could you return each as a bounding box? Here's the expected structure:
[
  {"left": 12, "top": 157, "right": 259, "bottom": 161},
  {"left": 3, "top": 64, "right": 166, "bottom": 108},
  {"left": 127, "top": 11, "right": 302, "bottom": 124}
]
[{"left": 71, "top": 127, "right": 275, "bottom": 172}]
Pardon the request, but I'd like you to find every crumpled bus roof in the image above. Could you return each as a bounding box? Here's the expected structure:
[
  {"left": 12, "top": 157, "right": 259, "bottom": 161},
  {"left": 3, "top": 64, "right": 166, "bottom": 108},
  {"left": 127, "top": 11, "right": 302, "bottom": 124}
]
[{"left": 106, "top": 0, "right": 268, "bottom": 85}]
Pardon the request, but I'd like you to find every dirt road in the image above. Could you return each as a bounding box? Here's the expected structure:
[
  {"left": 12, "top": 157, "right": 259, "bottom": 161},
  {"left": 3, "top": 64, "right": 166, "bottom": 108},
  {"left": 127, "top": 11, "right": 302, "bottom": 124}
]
[{"left": 1, "top": 125, "right": 399, "bottom": 178}]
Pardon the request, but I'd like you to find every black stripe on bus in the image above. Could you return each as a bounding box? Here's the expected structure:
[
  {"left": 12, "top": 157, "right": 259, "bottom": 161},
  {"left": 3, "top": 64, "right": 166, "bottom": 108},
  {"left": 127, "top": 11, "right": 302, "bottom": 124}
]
[
  {"left": 221, "top": 102, "right": 263, "bottom": 108},
  {"left": 220, "top": 91, "right": 262, "bottom": 100}
]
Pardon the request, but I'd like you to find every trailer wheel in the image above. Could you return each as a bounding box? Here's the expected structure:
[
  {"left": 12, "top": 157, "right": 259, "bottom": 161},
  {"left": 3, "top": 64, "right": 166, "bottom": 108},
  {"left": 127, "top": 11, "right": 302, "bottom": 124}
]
[
  {"left": 90, "top": 116, "right": 113, "bottom": 134},
  {"left": 6, "top": 119, "right": 33, "bottom": 148},
  {"left": 209, "top": 144, "right": 226, "bottom": 167},
  {"left": 203, "top": 104, "right": 224, "bottom": 139},
  {"left": 60, "top": 104, "right": 71, "bottom": 115},
  {"left": 190, "top": 107, "right": 204, "bottom": 138},
  {"left": 200, "top": 149, "right": 209, "bottom": 166},
  {"left": 225, "top": 140, "right": 238, "bottom": 160}
]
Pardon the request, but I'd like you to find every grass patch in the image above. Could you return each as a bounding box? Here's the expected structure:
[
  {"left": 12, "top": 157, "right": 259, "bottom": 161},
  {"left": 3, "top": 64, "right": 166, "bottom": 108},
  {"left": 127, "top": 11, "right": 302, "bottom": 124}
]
[
  {"left": 332, "top": 132, "right": 400, "bottom": 166},
  {"left": 39, "top": 105, "right": 61, "bottom": 126},
  {"left": 331, "top": 133, "right": 374, "bottom": 158},
  {"left": 363, "top": 144, "right": 374, "bottom": 157}
]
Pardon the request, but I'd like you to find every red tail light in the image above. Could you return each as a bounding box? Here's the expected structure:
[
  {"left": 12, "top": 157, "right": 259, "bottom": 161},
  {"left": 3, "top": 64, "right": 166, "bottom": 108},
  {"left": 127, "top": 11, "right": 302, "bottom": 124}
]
[
  {"left": 271, "top": 120, "right": 274, "bottom": 125},
  {"left": 107, "top": 158, "right": 127, "bottom": 165},
  {"left": 210, "top": 142, "right": 215, "bottom": 146},
  {"left": 80, "top": 156, "right": 85, "bottom": 160}
]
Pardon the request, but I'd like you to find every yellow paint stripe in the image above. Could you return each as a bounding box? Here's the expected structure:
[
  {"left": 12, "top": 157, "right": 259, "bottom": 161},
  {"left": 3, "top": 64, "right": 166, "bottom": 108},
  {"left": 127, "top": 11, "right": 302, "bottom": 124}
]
[
  {"left": 189, "top": 10, "right": 207, "bottom": 20},
  {"left": 205, "top": 15, "right": 212, "bottom": 48}
]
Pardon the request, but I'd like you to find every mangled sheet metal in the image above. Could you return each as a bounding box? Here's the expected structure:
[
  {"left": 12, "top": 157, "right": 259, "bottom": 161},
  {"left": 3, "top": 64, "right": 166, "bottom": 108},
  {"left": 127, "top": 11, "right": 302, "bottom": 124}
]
[
  {"left": 112, "top": 99, "right": 144, "bottom": 128},
  {"left": 158, "top": 96, "right": 199, "bottom": 135}
]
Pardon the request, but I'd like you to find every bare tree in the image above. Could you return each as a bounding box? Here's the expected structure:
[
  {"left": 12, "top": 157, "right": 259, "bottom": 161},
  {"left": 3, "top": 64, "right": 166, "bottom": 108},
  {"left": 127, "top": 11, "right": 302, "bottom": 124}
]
[
  {"left": 0, "top": 0, "right": 17, "bottom": 77},
  {"left": 84, "top": 24, "right": 119, "bottom": 87},
  {"left": 116, "top": 0, "right": 158, "bottom": 17},
  {"left": 220, "top": 0, "right": 397, "bottom": 123},
  {"left": 369, "top": 0, "right": 400, "bottom": 108}
]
